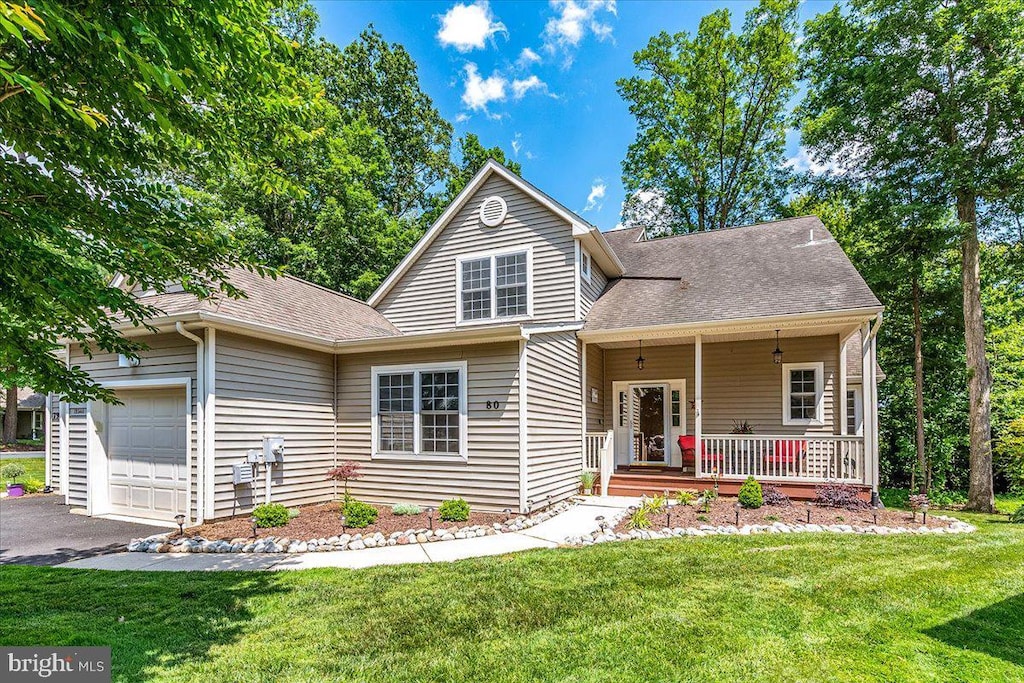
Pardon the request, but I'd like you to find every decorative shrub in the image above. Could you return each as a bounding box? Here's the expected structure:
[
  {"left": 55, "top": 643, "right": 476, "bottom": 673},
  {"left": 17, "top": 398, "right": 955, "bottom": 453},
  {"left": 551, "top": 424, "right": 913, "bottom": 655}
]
[
  {"left": 762, "top": 485, "right": 791, "bottom": 506},
  {"left": 580, "top": 471, "right": 597, "bottom": 491},
  {"left": 697, "top": 488, "right": 717, "bottom": 512},
  {"left": 287, "top": 507, "right": 301, "bottom": 519},
  {"left": 730, "top": 420, "right": 755, "bottom": 434},
  {"left": 343, "top": 499, "right": 379, "bottom": 528},
  {"left": 642, "top": 495, "right": 667, "bottom": 514},
  {"left": 628, "top": 507, "right": 652, "bottom": 529},
  {"left": 392, "top": 503, "right": 422, "bottom": 516},
  {"left": 438, "top": 497, "right": 470, "bottom": 522},
  {"left": 326, "top": 460, "right": 363, "bottom": 499},
  {"left": 738, "top": 476, "right": 763, "bottom": 509},
  {"left": 675, "top": 489, "right": 697, "bottom": 505},
  {"left": 1, "top": 462, "right": 26, "bottom": 483},
  {"left": 908, "top": 493, "right": 929, "bottom": 510},
  {"left": 1010, "top": 507, "right": 1024, "bottom": 524},
  {"left": 814, "top": 483, "right": 869, "bottom": 510},
  {"left": 22, "top": 478, "right": 45, "bottom": 494},
  {"left": 252, "top": 503, "right": 290, "bottom": 528}
]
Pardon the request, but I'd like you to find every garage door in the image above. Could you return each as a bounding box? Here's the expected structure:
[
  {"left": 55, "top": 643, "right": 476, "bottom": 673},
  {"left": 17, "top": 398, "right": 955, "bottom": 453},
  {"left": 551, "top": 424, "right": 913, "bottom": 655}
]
[{"left": 107, "top": 389, "right": 187, "bottom": 521}]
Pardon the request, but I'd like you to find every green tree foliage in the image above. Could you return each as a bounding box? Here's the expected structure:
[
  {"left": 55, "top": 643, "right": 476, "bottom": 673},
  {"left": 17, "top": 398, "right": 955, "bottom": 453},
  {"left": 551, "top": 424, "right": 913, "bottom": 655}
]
[
  {"left": 798, "top": 0, "right": 1024, "bottom": 511},
  {"left": 0, "top": 0, "right": 305, "bottom": 402},
  {"left": 617, "top": 0, "right": 798, "bottom": 234},
  {"left": 421, "top": 133, "right": 523, "bottom": 227}
]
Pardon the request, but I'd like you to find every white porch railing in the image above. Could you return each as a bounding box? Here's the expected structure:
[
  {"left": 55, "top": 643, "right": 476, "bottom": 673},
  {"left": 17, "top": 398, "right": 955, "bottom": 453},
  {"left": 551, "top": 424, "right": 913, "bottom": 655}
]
[
  {"left": 584, "top": 431, "right": 615, "bottom": 495},
  {"left": 700, "top": 435, "right": 867, "bottom": 484}
]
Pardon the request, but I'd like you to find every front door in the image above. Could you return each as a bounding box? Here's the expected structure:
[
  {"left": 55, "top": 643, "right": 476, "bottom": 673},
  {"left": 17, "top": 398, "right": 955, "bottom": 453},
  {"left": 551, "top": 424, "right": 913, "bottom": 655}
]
[{"left": 614, "top": 383, "right": 671, "bottom": 467}]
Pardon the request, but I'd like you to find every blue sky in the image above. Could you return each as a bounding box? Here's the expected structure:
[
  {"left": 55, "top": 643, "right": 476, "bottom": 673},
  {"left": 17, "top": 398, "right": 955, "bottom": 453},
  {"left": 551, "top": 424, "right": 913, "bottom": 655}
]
[{"left": 313, "top": 1, "right": 829, "bottom": 230}]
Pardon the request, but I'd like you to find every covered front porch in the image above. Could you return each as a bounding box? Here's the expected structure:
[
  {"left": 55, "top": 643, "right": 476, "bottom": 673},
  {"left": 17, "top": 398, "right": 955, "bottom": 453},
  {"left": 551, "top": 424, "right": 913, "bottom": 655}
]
[{"left": 579, "top": 314, "right": 881, "bottom": 500}]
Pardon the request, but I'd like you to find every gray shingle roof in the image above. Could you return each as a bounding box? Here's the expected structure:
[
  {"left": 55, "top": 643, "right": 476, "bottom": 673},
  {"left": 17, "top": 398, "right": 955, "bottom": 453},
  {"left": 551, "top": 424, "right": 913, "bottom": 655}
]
[
  {"left": 587, "top": 216, "right": 881, "bottom": 332},
  {"left": 134, "top": 268, "right": 400, "bottom": 341},
  {"left": 0, "top": 388, "right": 45, "bottom": 410}
]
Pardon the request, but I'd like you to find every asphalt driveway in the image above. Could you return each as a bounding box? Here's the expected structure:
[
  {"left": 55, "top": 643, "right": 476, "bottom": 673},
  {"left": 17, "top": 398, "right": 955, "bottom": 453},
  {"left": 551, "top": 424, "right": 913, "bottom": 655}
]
[{"left": 0, "top": 494, "right": 164, "bottom": 566}]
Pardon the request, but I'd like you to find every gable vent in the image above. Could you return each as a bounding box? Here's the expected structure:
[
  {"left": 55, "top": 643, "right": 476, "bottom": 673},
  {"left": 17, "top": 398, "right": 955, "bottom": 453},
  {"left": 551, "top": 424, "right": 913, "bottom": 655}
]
[{"left": 479, "top": 195, "right": 508, "bottom": 227}]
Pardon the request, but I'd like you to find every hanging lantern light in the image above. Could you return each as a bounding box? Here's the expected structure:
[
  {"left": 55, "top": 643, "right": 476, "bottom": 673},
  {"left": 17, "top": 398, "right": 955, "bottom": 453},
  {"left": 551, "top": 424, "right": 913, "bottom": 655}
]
[
  {"left": 772, "top": 329, "right": 784, "bottom": 365},
  {"left": 636, "top": 339, "right": 645, "bottom": 371}
]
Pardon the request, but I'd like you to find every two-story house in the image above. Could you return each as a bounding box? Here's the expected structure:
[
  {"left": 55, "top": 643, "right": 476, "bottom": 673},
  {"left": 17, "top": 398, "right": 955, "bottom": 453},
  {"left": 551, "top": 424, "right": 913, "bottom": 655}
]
[{"left": 44, "top": 160, "right": 883, "bottom": 525}]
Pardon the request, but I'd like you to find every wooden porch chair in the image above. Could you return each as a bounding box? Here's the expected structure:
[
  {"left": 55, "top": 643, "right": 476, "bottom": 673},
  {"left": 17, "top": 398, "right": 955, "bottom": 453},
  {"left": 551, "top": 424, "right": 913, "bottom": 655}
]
[{"left": 768, "top": 439, "right": 807, "bottom": 475}]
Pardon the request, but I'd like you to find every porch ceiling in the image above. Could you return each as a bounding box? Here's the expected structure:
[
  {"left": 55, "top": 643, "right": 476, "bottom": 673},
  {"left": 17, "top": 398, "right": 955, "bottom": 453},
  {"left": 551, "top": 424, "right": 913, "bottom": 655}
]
[{"left": 590, "top": 321, "right": 862, "bottom": 349}]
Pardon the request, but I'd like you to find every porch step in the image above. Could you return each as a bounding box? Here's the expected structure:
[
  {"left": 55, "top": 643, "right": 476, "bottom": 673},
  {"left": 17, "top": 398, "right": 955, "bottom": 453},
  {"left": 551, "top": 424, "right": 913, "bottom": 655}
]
[{"left": 605, "top": 474, "right": 869, "bottom": 502}]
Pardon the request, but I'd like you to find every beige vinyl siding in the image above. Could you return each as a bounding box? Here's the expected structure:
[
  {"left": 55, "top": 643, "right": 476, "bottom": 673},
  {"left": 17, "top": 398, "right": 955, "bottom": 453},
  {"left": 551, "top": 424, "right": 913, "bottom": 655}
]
[
  {"left": 65, "top": 333, "right": 199, "bottom": 513},
  {"left": 526, "top": 331, "right": 582, "bottom": 505},
  {"left": 584, "top": 344, "right": 605, "bottom": 431},
  {"left": 601, "top": 335, "right": 839, "bottom": 435},
  {"left": 579, "top": 255, "right": 608, "bottom": 318},
  {"left": 213, "top": 333, "right": 336, "bottom": 518},
  {"left": 378, "top": 174, "right": 577, "bottom": 332},
  {"left": 337, "top": 342, "right": 521, "bottom": 511}
]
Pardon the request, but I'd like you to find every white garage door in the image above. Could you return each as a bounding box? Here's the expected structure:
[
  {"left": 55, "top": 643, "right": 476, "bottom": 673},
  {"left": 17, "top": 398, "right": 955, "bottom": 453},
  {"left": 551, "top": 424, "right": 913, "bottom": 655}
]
[{"left": 107, "top": 389, "right": 187, "bottom": 521}]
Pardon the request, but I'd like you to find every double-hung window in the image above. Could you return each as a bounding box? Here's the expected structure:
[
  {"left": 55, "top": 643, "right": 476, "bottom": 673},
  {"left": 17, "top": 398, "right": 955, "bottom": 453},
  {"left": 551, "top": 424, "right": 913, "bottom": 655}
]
[
  {"left": 373, "top": 362, "right": 467, "bottom": 458},
  {"left": 457, "top": 248, "right": 531, "bottom": 323},
  {"left": 782, "top": 362, "right": 825, "bottom": 425}
]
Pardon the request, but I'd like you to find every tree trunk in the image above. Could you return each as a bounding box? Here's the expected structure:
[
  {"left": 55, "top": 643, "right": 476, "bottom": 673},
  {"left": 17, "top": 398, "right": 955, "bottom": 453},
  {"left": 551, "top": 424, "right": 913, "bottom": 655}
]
[
  {"left": 913, "top": 273, "right": 928, "bottom": 493},
  {"left": 3, "top": 384, "right": 18, "bottom": 444},
  {"left": 958, "top": 193, "right": 995, "bottom": 512}
]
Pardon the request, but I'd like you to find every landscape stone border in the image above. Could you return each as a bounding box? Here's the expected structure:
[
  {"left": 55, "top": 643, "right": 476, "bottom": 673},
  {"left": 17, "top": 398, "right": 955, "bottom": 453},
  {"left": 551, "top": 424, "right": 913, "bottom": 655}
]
[
  {"left": 564, "top": 513, "right": 976, "bottom": 546},
  {"left": 128, "top": 500, "right": 576, "bottom": 554}
]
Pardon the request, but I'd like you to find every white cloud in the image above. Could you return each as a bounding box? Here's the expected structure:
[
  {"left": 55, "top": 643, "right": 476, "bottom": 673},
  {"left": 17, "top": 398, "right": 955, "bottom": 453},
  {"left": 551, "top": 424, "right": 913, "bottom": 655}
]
[
  {"left": 438, "top": 1, "right": 507, "bottom": 52},
  {"left": 517, "top": 47, "right": 541, "bottom": 67},
  {"left": 583, "top": 179, "right": 606, "bottom": 212},
  {"left": 461, "top": 63, "right": 507, "bottom": 111},
  {"left": 785, "top": 147, "right": 847, "bottom": 176},
  {"left": 511, "top": 75, "right": 546, "bottom": 99},
  {"left": 455, "top": 113, "right": 470, "bottom": 123},
  {"left": 511, "top": 132, "right": 522, "bottom": 156},
  {"left": 543, "top": 0, "right": 617, "bottom": 59}
]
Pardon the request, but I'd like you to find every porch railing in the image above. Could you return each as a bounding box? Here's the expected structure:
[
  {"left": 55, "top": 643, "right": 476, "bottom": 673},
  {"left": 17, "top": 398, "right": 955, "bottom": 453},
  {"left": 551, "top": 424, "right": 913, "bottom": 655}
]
[
  {"left": 585, "top": 431, "right": 615, "bottom": 495},
  {"left": 700, "top": 435, "right": 866, "bottom": 484}
]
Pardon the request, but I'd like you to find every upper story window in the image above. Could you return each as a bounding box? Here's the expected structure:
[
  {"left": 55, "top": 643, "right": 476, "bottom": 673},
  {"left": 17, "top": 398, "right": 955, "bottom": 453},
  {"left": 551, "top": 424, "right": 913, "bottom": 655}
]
[
  {"left": 782, "top": 362, "right": 825, "bottom": 425},
  {"left": 580, "top": 249, "right": 592, "bottom": 283},
  {"left": 456, "top": 248, "right": 532, "bottom": 324}
]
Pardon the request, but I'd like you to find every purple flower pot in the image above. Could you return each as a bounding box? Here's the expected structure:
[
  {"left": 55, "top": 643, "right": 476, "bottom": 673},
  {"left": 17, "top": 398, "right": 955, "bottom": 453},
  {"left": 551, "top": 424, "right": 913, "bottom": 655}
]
[{"left": 6, "top": 484, "right": 24, "bottom": 497}]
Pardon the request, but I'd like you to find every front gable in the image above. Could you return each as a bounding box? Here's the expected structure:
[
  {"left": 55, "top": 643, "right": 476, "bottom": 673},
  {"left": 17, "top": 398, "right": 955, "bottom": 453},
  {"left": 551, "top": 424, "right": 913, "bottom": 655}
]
[{"left": 372, "top": 165, "right": 582, "bottom": 334}]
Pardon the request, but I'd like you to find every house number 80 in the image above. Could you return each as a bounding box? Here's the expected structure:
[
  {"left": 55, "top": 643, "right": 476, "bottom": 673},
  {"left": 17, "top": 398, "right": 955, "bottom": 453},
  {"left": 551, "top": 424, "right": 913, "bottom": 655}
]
[{"left": 486, "top": 400, "right": 501, "bottom": 410}]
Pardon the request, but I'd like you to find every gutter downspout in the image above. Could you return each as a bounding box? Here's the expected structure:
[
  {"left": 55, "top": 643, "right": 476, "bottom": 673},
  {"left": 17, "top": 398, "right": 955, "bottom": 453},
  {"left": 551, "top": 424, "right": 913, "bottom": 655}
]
[{"left": 175, "top": 322, "right": 205, "bottom": 524}]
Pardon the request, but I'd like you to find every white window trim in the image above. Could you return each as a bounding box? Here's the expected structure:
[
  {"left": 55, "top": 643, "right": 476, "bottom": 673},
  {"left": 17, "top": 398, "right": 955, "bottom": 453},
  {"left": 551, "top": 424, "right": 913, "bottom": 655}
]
[
  {"left": 455, "top": 246, "right": 534, "bottom": 327},
  {"left": 371, "top": 361, "right": 469, "bottom": 461},
  {"left": 580, "top": 248, "right": 592, "bottom": 284},
  {"left": 847, "top": 385, "right": 864, "bottom": 436},
  {"left": 782, "top": 362, "right": 825, "bottom": 426}
]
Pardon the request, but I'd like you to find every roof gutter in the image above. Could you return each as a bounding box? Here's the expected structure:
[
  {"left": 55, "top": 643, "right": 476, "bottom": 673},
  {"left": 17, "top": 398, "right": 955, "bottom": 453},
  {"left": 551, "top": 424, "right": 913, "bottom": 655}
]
[{"left": 577, "top": 306, "right": 884, "bottom": 344}]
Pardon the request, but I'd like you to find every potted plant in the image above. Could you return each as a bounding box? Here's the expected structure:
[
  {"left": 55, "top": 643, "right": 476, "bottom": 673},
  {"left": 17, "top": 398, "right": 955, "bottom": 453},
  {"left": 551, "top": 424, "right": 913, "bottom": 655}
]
[
  {"left": 2, "top": 462, "right": 27, "bottom": 497},
  {"left": 580, "top": 471, "right": 597, "bottom": 496}
]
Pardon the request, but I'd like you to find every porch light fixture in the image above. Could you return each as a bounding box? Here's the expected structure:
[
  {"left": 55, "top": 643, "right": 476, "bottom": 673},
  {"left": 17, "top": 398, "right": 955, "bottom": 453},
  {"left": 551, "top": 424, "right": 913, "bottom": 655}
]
[
  {"left": 174, "top": 513, "right": 186, "bottom": 536},
  {"left": 636, "top": 339, "right": 645, "bottom": 371},
  {"left": 772, "top": 329, "right": 784, "bottom": 365}
]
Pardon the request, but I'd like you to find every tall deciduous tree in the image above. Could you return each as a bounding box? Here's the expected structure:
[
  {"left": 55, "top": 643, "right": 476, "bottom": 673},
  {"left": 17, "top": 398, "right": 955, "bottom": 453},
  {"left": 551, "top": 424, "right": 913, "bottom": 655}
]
[
  {"left": 799, "top": 0, "right": 1024, "bottom": 511},
  {"left": 421, "top": 133, "right": 523, "bottom": 226},
  {"left": 0, "top": 0, "right": 307, "bottom": 402},
  {"left": 617, "top": 0, "right": 799, "bottom": 234}
]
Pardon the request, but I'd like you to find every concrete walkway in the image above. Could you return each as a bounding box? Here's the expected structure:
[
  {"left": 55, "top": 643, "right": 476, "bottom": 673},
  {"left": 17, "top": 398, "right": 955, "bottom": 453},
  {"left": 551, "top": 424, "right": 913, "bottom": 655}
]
[{"left": 57, "top": 498, "right": 632, "bottom": 572}]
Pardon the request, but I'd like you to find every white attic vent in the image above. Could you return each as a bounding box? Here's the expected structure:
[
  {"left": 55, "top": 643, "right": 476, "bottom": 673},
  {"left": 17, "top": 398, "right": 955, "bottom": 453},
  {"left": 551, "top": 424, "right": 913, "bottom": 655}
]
[{"left": 479, "top": 195, "right": 508, "bottom": 227}]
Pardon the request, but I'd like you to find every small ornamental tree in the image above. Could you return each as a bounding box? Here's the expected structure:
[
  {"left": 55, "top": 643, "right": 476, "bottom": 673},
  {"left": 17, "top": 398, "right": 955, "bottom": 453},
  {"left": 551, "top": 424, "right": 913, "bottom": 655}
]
[
  {"left": 737, "top": 476, "right": 763, "bottom": 509},
  {"left": 326, "top": 461, "right": 363, "bottom": 500}
]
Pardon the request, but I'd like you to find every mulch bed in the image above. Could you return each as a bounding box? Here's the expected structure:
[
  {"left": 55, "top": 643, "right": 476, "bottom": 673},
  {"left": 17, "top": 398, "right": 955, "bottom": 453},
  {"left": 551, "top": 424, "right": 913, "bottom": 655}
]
[
  {"left": 613, "top": 496, "right": 950, "bottom": 534},
  {"left": 181, "top": 501, "right": 512, "bottom": 542}
]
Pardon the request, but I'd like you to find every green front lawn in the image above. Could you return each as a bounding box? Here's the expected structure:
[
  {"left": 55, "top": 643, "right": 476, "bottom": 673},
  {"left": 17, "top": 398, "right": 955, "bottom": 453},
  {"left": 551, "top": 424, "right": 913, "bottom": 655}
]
[
  {"left": 0, "top": 510, "right": 1021, "bottom": 682},
  {"left": 0, "top": 456, "right": 45, "bottom": 483}
]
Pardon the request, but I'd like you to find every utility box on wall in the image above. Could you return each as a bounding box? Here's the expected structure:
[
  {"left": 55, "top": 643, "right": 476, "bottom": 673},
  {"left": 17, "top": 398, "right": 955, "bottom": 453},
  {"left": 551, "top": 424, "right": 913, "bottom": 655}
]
[
  {"left": 232, "top": 463, "right": 254, "bottom": 486},
  {"left": 263, "top": 435, "right": 285, "bottom": 463}
]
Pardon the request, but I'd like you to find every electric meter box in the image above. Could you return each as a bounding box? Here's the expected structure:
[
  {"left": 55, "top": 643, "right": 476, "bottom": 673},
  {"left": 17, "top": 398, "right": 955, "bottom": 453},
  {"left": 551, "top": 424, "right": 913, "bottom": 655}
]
[{"left": 263, "top": 435, "right": 285, "bottom": 463}]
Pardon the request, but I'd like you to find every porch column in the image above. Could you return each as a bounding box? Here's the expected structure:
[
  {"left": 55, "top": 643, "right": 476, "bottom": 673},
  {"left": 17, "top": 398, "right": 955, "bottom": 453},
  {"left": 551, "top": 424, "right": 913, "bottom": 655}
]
[
  {"left": 694, "top": 334, "right": 702, "bottom": 478},
  {"left": 580, "top": 341, "right": 587, "bottom": 468},
  {"left": 861, "top": 322, "right": 875, "bottom": 494},
  {"left": 869, "top": 329, "right": 881, "bottom": 501}
]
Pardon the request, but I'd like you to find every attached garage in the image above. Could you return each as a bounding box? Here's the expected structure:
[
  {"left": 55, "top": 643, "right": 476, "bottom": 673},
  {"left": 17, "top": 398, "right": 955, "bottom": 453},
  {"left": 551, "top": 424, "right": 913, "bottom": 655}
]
[{"left": 104, "top": 388, "right": 188, "bottom": 521}]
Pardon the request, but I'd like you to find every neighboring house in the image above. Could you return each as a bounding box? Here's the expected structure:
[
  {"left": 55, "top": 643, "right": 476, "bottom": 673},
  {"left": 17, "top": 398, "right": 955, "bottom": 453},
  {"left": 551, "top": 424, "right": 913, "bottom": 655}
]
[
  {"left": 1, "top": 388, "right": 47, "bottom": 441},
  {"left": 45, "top": 160, "right": 884, "bottom": 525}
]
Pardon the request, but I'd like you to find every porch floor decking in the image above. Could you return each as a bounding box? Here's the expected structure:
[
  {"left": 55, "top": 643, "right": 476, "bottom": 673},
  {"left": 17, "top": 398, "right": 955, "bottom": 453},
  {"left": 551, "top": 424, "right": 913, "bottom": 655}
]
[{"left": 606, "top": 468, "right": 870, "bottom": 502}]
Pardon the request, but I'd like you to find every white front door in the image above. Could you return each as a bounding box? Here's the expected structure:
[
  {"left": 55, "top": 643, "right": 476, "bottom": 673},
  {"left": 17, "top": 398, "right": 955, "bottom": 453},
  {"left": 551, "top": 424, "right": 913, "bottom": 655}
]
[
  {"left": 106, "top": 389, "right": 188, "bottom": 521},
  {"left": 614, "top": 380, "right": 686, "bottom": 468}
]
